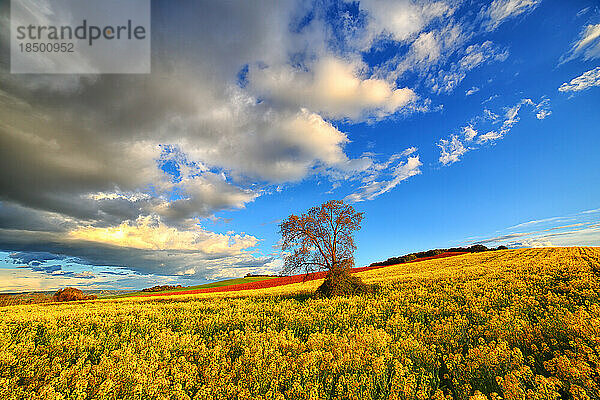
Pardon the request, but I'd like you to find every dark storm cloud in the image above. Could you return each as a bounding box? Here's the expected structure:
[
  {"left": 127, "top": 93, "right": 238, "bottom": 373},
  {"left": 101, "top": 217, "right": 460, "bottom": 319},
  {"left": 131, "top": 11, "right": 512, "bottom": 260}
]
[
  {"left": 0, "top": 0, "right": 439, "bottom": 280},
  {"left": 10, "top": 251, "right": 65, "bottom": 265}
]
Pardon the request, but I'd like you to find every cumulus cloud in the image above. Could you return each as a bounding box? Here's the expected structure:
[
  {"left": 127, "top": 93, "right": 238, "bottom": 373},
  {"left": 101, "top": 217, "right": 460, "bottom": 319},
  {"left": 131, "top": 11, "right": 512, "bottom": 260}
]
[
  {"left": 1, "top": 76, "right": 285, "bottom": 224},
  {"left": 1, "top": 0, "right": 437, "bottom": 282},
  {"left": 0, "top": 0, "right": 354, "bottom": 280},
  {"left": 249, "top": 56, "right": 417, "bottom": 121},
  {"left": 0, "top": 0, "right": 553, "bottom": 285},
  {"left": 1, "top": 0, "right": 349, "bottom": 213},
  {"left": 0, "top": 225, "right": 271, "bottom": 279},
  {"left": 558, "top": 67, "right": 600, "bottom": 93},
  {"left": 483, "top": 0, "right": 543, "bottom": 31},
  {"left": 69, "top": 215, "right": 259, "bottom": 253}
]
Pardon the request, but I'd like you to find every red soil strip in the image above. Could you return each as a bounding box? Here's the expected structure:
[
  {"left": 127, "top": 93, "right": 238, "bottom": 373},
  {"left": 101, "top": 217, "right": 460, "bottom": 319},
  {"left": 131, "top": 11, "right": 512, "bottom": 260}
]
[{"left": 138, "top": 251, "right": 468, "bottom": 298}]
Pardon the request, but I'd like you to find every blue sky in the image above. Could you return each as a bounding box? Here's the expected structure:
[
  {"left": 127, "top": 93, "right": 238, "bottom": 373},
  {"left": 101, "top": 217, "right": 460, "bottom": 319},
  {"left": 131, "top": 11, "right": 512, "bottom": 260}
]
[{"left": 1, "top": 0, "right": 599, "bottom": 292}]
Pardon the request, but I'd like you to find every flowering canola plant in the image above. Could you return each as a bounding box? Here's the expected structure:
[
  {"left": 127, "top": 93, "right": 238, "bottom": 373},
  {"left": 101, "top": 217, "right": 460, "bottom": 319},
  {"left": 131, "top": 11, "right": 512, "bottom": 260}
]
[{"left": 1, "top": 247, "right": 599, "bottom": 399}]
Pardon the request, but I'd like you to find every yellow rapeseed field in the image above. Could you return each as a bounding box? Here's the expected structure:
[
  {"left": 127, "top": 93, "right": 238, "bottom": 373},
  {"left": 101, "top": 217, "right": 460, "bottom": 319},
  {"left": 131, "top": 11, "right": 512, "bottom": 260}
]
[{"left": 1, "top": 247, "right": 599, "bottom": 400}]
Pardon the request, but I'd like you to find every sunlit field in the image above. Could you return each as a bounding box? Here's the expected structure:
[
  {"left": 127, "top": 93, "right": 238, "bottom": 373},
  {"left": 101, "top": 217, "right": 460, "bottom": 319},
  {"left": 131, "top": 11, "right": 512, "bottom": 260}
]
[{"left": 1, "top": 247, "right": 599, "bottom": 399}]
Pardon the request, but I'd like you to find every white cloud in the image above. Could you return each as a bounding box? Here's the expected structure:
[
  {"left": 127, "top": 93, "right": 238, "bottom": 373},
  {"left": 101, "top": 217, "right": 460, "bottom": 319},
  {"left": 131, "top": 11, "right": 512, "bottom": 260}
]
[
  {"left": 412, "top": 31, "right": 443, "bottom": 63},
  {"left": 88, "top": 192, "right": 152, "bottom": 202},
  {"left": 462, "top": 125, "right": 478, "bottom": 141},
  {"left": 357, "top": 0, "right": 454, "bottom": 48},
  {"left": 427, "top": 41, "right": 509, "bottom": 93},
  {"left": 474, "top": 99, "right": 528, "bottom": 143},
  {"left": 468, "top": 212, "right": 600, "bottom": 248},
  {"left": 573, "top": 24, "right": 600, "bottom": 56},
  {"left": 533, "top": 96, "right": 552, "bottom": 120},
  {"left": 382, "top": 23, "right": 466, "bottom": 84},
  {"left": 507, "top": 216, "right": 568, "bottom": 230},
  {"left": 438, "top": 97, "right": 550, "bottom": 164},
  {"left": 438, "top": 135, "right": 468, "bottom": 165},
  {"left": 476, "top": 130, "right": 503, "bottom": 143},
  {"left": 72, "top": 271, "right": 95, "bottom": 279},
  {"left": 466, "top": 87, "right": 480, "bottom": 96},
  {"left": 177, "top": 268, "right": 196, "bottom": 276},
  {"left": 483, "top": 108, "right": 500, "bottom": 120},
  {"left": 483, "top": 0, "right": 543, "bottom": 31},
  {"left": 249, "top": 56, "right": 417, "bottom": 121},
  {"left": 582, "top": 208, "right": 600, "bottom": 214},
  {"left": 560, "top": 24, "right": 600, "bottom": 64},
  {"left": 0, "top": 263, "right": 202, "bottom": 293},
  {"left": 502, "top": 99, "right": 533, "bottom": 129},
  {"left": 482, "top": 94, "right": 500, "bottom": 104},
  {"left": 536, "top": 109, "right": 551, "bottom": 119},
  {"left": 559, "top": 67, "right": 600, "bottom": 93},
  {"left": 342, "top": 3, "right": 509, "bottom": 96},
  {"left": 576, "top": 7, "right": 590, "bottom": 18},
  {"left": 69, "top": 215, "right": 259, "bottom": 253},
  {"left": 344, "top": 155, "right": 422, "bottom": 202},
  {"left": 401, "top": 146, "right": 418, "bottom": 156},
  {"left": 0, "top": 0, "right": 561, "bottom": 286},
  {"left": 460, "top": 41, "right": 509, "bottom": 69}
]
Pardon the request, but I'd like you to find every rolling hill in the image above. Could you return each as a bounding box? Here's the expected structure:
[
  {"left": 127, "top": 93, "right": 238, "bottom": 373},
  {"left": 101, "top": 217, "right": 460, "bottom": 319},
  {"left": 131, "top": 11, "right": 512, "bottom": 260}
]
[{"left": 1, "top": 247, "right": 599, "bottom": 399}]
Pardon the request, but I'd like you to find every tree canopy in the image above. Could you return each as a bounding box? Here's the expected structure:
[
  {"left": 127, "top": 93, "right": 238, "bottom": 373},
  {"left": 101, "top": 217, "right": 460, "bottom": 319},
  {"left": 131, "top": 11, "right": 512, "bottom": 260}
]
[{"left": 279, "top": 200, "right": 363, "bottom": 276}]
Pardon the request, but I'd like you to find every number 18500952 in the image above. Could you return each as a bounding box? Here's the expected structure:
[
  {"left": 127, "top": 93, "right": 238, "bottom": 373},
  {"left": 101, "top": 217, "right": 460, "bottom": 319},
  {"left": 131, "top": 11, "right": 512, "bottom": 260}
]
[{"left": 19, "top": 42, "right": 74, "bottom": 53}]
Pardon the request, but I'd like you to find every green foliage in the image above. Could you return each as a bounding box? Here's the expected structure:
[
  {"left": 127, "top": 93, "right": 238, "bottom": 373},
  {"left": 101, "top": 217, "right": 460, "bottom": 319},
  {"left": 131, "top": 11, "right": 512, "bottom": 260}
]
[{"left": 370, "top": 245, "right": 499, "bottom": 268}]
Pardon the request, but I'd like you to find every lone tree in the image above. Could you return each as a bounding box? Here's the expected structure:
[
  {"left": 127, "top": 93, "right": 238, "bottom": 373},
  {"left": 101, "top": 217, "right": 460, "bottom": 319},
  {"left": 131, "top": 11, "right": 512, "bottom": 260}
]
[{"left": 279, "top": 200, "right": 370, "bottom": 297}]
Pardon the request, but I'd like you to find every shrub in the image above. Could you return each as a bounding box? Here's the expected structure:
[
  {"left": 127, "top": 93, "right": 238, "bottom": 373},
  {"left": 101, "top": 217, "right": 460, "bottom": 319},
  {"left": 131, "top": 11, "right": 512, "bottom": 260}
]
[
  {"left": 52, "top": 287, "right": 97, "bottom": 302},
  {"left": 315, "top": 260, "right": 371, "bottom": 297}
]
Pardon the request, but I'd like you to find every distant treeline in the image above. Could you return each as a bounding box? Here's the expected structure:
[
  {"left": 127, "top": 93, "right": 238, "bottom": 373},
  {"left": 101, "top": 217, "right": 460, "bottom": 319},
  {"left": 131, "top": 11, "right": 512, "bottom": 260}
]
[
  {"left": 0, "top": 293, "right": 52, "bottom": 307},
  {"left": 0, "top": 287, "right": 104, "bottom": 306},
  {"left": 369, "top": 244, "right": 508, "bottom": 268},
  {"left": 244, "top": 274, "right": 282, "bottom": 278},
  {"left": 141, "top": 285, "right": 183, "bottom": 292}
]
